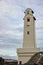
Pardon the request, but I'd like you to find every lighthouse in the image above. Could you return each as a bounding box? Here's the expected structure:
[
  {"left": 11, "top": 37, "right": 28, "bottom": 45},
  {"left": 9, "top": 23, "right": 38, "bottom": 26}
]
[
  {"left": 17, "top": 8, "right": 40, "bottom": 64},
  {"left": 23, "top": 8, "right": 35, "bottom": 48}
]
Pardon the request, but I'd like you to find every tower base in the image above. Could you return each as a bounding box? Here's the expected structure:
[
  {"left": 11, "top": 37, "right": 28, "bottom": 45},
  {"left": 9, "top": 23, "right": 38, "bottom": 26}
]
[{"left": 17, "top": 48, "right": 40, "bottom": 64}]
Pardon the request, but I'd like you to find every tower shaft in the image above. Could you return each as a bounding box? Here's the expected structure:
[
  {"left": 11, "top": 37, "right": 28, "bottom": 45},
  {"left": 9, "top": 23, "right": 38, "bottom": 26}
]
[
  {"left": 23, "top": 13, "right": 35, "bottom": 48},
  {"left": 17, "top": 8, "right": 40, "bottom": 64}
]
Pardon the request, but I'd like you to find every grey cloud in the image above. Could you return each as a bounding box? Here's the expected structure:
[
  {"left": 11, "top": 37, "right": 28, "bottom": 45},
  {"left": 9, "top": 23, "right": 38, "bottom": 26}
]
[
  {"left": 0, "top": 34, "right": 23, "bottom": 49},
  {"left": 36, "top": 27, "right": 43, "bottom": 30}
]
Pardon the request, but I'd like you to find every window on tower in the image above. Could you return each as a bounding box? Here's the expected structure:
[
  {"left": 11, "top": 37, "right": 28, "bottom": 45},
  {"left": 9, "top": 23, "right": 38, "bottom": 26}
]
[
  {"left": 32, "top": 10, "right": 34, "bottom": 14},
  {"left": 27, "top": 11, "right": 29, "bottom": 14},
  {"left": 33, "top": 17, "right": 36, "bottom": 20},
  {"left": 27, "top": 18, "right": 30, "bottom": 22},
  {"left": 27, "top": 31, "right": 29, "bottom": 35}
]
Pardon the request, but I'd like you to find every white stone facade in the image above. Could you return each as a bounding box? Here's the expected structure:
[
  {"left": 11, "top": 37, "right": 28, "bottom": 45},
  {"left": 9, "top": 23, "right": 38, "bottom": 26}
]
[{"left": 17, "top": 8, "right": 40, "bottom": 64}]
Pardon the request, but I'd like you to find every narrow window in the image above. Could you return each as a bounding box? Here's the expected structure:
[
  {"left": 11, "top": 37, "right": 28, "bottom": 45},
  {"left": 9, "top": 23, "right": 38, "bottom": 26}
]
[
  {"left": 27, "top": 31, "right": 29, "bottom": 35},
  {"left": 27, "top": 18, "right": 30, "bottom": 22},
  {"left": 32, "top": 11, "right": 34, "bottom": 13},
  {"left": 27, "top": 11, "right": 29, "bottom": 14},
  {"left": 33, "top": 17, "right": 36, "bottom": 20}
]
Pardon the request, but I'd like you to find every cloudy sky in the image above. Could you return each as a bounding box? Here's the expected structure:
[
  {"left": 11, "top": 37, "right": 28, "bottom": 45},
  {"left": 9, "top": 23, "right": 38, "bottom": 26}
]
[{"left": 0, "top": 0, "right": 43, "bottom": 59}]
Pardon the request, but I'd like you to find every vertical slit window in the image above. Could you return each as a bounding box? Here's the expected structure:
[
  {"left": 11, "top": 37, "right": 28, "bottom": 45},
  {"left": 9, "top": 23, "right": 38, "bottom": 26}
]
[
  {"left": 27, "top": 31, "right": 29, "bottom": 35},
  {"left": 27, "top": 18, "right": 30, "bottom": 22}
]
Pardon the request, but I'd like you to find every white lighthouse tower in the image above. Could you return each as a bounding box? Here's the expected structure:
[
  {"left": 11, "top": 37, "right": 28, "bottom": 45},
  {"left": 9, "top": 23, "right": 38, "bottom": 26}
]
[
  {"left": 17, "top": 8, "right": 40, "bottom": 64},
  {"left": 23, "top": 8, "right": 35, "bottom": 48}
]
